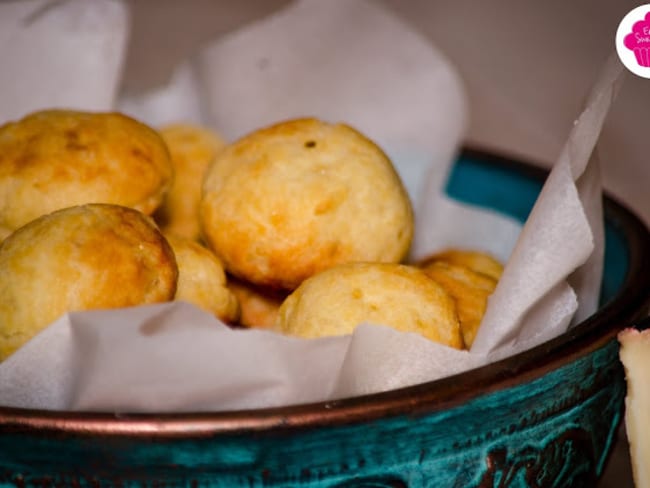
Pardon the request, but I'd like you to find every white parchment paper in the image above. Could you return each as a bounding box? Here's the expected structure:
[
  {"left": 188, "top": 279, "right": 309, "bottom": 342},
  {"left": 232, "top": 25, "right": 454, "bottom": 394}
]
[
  {"left": 0, "top": 0, "right": 623, "bottom": 412},
  {"left": 0, "top": 0, "right": 128, "bottom": 121}
]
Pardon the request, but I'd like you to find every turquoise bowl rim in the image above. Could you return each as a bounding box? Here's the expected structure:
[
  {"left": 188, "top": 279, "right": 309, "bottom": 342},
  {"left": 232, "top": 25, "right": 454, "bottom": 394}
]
[{"left": 0, "top": 146, "right": 648, "bottom": 437}]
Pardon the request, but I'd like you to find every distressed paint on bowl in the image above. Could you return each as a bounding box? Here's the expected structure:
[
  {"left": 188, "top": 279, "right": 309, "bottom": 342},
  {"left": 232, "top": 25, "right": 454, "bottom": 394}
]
[{"left": 0, "top": 148, "right": 648, "bottom": 487}]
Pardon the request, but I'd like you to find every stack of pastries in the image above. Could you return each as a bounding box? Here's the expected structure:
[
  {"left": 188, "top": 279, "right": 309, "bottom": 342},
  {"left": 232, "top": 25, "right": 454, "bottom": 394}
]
[{"left": 0, "top": 110, "right": 502, "bottom": 361}]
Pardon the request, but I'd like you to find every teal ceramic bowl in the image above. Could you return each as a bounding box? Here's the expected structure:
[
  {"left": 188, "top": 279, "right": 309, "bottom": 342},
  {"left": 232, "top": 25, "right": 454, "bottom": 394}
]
[{"left": 0, "top": 148, "right": 648, "bottom": 487}]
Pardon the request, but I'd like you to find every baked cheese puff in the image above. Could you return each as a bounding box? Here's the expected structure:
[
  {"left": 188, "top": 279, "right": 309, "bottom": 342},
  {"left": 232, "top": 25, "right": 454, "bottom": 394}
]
[
  {"left": 200, "top": 118, "right": 414, "bottom": 290},
  {"left": 0, "top": 110, "right": 173, "bottom": 234},
  {"left": 419, "top": 261, "right": 497, "bottom": 348},
  {"left": 227, "top": 277, "right": 287, "bottom": 329},
  {"left": 423, "top": 249, "right": 504, "bottom": 281},
  {"left": 276, "top": 262, "right": 463, "bottom": 349},
  {"left": 156, "top": 124, "right": 226, "bottom": 241},
  {"left": 165, "top": 234, "right": 240, "bottom": 324},
  {"left": 0, "top": 204, "right": 178, "bottom": 361}
]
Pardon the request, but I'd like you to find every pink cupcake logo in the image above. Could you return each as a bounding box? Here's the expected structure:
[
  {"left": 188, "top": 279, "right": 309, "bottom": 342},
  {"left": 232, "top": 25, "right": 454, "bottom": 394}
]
[
  {"left": 617, "top": 4, "right": 650, "bottom": 78},
  {"left": 623, "top": 11, "right": 650, "bottom": 67}
]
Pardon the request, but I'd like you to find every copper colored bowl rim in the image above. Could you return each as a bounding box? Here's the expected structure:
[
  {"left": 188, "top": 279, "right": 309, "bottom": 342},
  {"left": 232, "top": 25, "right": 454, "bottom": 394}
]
[{"left": 1, "top": 146, "right": 649, "bottom": 437}]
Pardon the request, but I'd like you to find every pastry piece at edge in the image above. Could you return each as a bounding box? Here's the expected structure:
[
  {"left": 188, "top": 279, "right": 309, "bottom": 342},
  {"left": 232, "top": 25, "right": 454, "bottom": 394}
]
[
  {"left": 619, "top": 327, "right": 650, "bottom": 488},
  {"left": 421, "top": 248, "right": 504, "bottom": 281}
]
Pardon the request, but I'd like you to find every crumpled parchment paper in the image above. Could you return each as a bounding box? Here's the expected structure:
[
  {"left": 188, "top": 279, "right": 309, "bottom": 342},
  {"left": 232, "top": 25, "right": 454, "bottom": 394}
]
[{"left": 0, "top": 0, "right": 623, "bottom": 412}]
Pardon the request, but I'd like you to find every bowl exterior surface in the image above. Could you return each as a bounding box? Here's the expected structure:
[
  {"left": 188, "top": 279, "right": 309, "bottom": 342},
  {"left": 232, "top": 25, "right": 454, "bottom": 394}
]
[{"left": 0, "top": 340, "right": 624, "bottom": 487}]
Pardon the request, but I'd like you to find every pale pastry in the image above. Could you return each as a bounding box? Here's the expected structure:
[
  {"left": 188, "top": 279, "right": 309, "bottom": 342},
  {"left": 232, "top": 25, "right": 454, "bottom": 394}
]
[{"left": 618, "top": 328, "right": 650, "bottom": 488}]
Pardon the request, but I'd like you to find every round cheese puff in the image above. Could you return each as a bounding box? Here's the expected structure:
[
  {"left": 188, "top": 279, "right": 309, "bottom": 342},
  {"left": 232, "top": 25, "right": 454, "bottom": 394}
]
[
  {"left": 227, "top": 277, "right": 287, "bottom": 329},
  {"left": 0, "top": 109, "right": 173, "bottom": 234},
  {"left": 0, "top": 204, "right": 178, "bottom": 361},
  {"left": 165, "top": 234, "right": 240, "bottom": 324},
  {"left": 276, "top": 262, "right": 463, "bottom": 348},
  {"left": 423, "top": 249, "right": 503, "bottom": 281},
  {"left": 200, "top": 118, "right": 414, "bottom": 290},
  {"left": 419, "top": 261, "right": 497, "bottom": 349},
  {"left": 156, "top": 124, "right": 226, "bottom": 241}
]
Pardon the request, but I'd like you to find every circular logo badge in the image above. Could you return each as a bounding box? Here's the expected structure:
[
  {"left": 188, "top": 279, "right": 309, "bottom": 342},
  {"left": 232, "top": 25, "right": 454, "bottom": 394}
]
[{"left": 616, "top": 4, "right": 650, "bottom": 78}]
